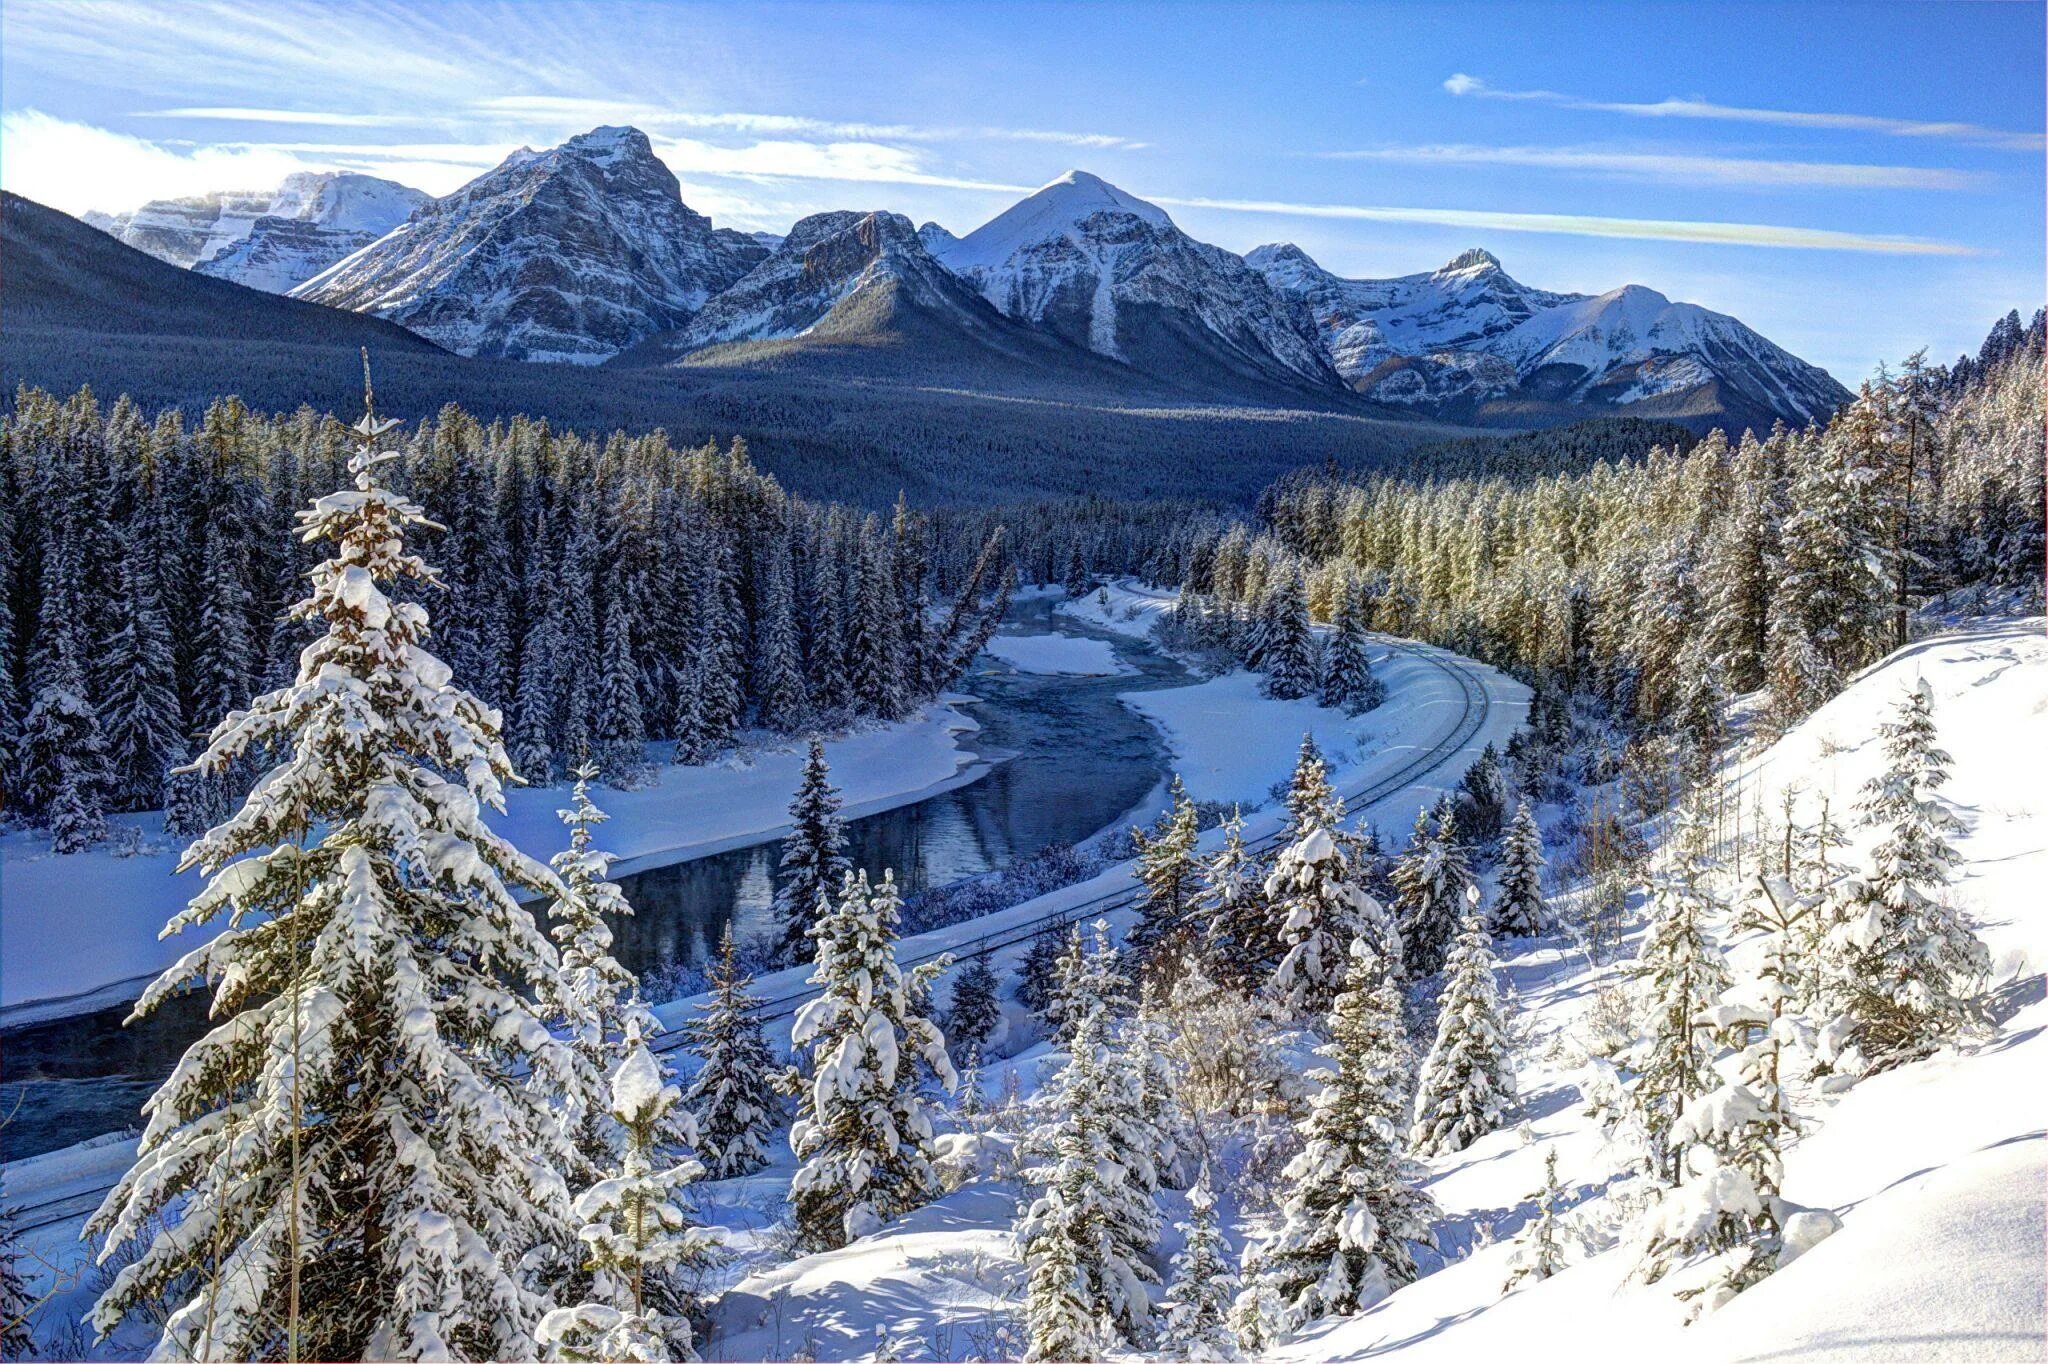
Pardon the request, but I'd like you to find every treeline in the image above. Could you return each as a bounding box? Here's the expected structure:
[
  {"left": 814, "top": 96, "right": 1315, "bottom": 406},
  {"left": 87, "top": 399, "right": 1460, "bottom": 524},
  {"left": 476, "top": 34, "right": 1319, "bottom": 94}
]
[
  {"left": 1164, "top": 330, "right": 2043, "bottom": 758},
  {"left": 0, "top": 388, "right": 1009, "bottom": 849}
]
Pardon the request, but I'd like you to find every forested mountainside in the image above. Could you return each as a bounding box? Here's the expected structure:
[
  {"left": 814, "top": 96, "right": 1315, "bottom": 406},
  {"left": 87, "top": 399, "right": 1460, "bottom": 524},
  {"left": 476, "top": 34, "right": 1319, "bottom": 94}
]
[{"left": 0, "top": 389, "right": 1009, "bottom": 844}]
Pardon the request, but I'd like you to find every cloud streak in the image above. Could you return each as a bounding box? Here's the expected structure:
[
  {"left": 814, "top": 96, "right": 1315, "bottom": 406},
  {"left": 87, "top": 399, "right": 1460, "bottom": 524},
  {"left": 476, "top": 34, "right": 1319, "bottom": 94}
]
[
  {"left": 1154, "top": 191, "right": 1976, "bottom": 255},
  {"left": 1318, "top": 144, "right": 1986, "bottom": 191},
  {"left": 1443, "top": 74, "right": 2045, "bottom": 152}
]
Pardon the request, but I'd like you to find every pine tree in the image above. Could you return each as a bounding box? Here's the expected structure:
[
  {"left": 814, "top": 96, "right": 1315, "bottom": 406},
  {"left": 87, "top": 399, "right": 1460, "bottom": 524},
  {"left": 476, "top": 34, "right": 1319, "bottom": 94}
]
[
  {"left": 684, "top": 925, "right": 780, "bottom": 1180},
  {"left": 595, "top": 597, "right": 649, "bottom": 785},
  {"left": 1392, "top": 803, "right": 1474, "bottom": 978},
  {"left": 1454, "top": 743, "right": 1511, "bottom": 844},
  {"left": 1260, "top": 572, "right": 1316, "bottom": 700},
  {"left": 160, "top": 737, "right": 215, "bottom": 838},
  {"left": 1410, "top": 897, "right": 1514, "bottom": 1156},
  {"left": 0, "top": 1204, "right": 33, "bottom": 1361},
  {"left": 98, "top": 525, "right": 182, "bottom": 810},
  {"left": 1194, "top": 806, "right": 1274, "bottom": 989},
  {"left": 1019, "top": 1182, "right": 1097, "bottom": 1363},
  {"left": 1129, "top": 774, "right": 1202, "bottom": 968},
  {"left": 18, "top": 652, "right": 111, "bottom": 853},
  {"left": 788, "top": 870, "right": 955, "bottom": 1251},
  {"left": 1835, "top": 681, "right": 1989, "bottom": 1064},
  {"left": 1125, "top": 984, "right": 1185, "bottom": 1191},
  {"left": 537, "top": 1035, "right": 724, "bottom": 1363},
  {"left": 1016, "top": 923, "right": 1067, "bottom": 1025},
  {"left": 1318, "top": 583, "right": 1382, "bottom": 714},
  {"left": 1263, "top": 825, "right": 1378, "bottom": 1020},
  {"left": 1161, "top": 1166, "right": 1240, "bottom": 1361},
  {"left": 87, "top": 385, "right": 579, "bottom": 1361},
  {"left": 1637, "top": 1079, "right": 1784, "bottom": 1315},
  {"left": 1243, "top": 938, "right": 1436, "bottom": 1336},
  {"left": 549, "top": 764, "right": 659, "bottom": 1180},
  {"left": 754, "top": 544, "right": 809, "bottom": 732},
  {"left": 1049, "top": 919, "right": 1135, "bottom": 1045},
  {"left": 1626, "top": 805, "right": 1733, "bottom": 1183},
  {"left": 775, "top": 738, "right": 852, "bottom": 963},
  {"left": 945, "top": 954, "right": 1003, "bottom": 1057},
  {"left": 1502, "top": 1149, "right": 1568, "bottom": 1291},
  {"left": 1493, "top": 800, "right": 1547, "bottom": 936}
]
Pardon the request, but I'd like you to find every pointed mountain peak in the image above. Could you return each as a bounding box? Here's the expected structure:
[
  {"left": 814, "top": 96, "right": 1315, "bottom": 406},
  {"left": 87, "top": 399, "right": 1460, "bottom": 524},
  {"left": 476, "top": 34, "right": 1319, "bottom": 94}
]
[
  {"left": 559, "top": 124, "right": 657, "bottom": 166},
  {"left": 1028, "top": 169, "right": 1172, "bottom": 227},
  {"left": 1436, "top": 247, "right": 1502, "bottom": 276}
]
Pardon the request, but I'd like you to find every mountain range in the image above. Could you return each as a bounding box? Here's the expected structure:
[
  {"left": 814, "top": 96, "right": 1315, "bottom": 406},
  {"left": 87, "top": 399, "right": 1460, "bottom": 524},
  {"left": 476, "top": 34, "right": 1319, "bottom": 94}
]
[{"left": 71, "top": 123, "right": 1849, "bottom": 434}]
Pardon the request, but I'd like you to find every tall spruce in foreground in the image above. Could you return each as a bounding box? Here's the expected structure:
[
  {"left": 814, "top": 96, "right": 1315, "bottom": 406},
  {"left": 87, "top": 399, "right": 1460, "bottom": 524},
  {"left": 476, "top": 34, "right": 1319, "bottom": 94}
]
[
  {"left": 538, "top": 1037, "right": 724, "bottom": 1363},
  {"left": 1493, "top": 799, "right": 1547, "bottom": 936},
  {"left": 775, "top": 738, "right": 852, "bottom": 962},
  {"left": 1410, "top": 891, "right": 1515, "bottom": 1156},
  {"left": 1161, "top": 1166, "right": 1241, "bottom": 1361},
  {"left": 788, "top": 870, "right": 955, "bottom": 1252},
  {"left": 1836, "top": 681, "right": 1990, "bottom": 1064},
  {"left": 87, "top": 380, "right": 579, "bottom": 1361},
  {"left": 550, "top": 763, "right": 659, "bottom": 1181},
  {"left": 684, "top": 925, "right": 780, "bottom": 1179},
  {"left": 1241, "top": 938, "right": 1436, "bottom": 1339}
]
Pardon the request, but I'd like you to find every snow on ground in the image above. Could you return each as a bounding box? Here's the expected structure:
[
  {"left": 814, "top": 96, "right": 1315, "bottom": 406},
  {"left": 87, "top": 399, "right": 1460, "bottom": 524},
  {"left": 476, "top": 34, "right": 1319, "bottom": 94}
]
[
  {"left": 1053, "top": 578, "right": 1177, "bottom": 640},
  {"left": 981, "top": 631, "right": 1132, "bottom": 676},
  {"left": 0, "top": 701, "right": 984, "bottom": 1021}
]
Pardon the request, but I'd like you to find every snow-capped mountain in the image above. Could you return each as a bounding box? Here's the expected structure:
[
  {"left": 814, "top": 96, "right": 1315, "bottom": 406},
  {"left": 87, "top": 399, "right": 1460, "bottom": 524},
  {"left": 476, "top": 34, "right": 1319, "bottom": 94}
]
[
  {"left": 1248, "top": 243, "right": 1849, "bottom": 427},
  {"left": 930, "top": 171, "right": 1338, "bottom": 390},
  {"left": 292, "top": 127, "right": 767, "bottom": 362},
  {"left": 86, "top": 173, "right": 426, "bottom": 290}
]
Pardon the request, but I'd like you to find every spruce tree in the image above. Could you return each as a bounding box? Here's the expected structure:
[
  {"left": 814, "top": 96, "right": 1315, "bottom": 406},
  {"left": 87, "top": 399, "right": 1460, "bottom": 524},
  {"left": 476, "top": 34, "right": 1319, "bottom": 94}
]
[
  {"left": 1016, "top": 923, "right": 1067, "bottom": 1025},
  {"left": 1243, "top": 938, "right": 1436, "bottom": 1336},
  {"left": 683, "top": 925, "right": 780, "bottom": 1180},
  {"left": 87, "top": 386, "right": 579, "bottom": 1362},
  {"left": 1392, "top": 803, "right": 1474, "bottom": 978},
  {"left": 774, "top": 738, "right": 852, "bottom": 963},
  {"left": 1493, "top": 799, "right": 1548, "bottom": 937},
  {"left": 1502, "top": 1149, "right": 1568, "bottom": 1291},
  {"left": 1410, "top": 894, "right": 1515, "bottom": 1156},
  {"left": 945, "top": 954, "right": 1003, "bottom": 1057},
  {"left": 1161, "top": 1166, "right": 1241, "bottom": 1361},
  {"left": 1263, "top": 825, "right": 1377, "bottom": 1020},
  {"left": 18, "top": 652, "right": 111, "bottom": 853},
  {"left": 0, "top": 1204, "right": 33, "bottom": 1361},
  {"left": 99, "top": 525, "right": 182, "bottom": 810},
  {"left": 1129, "top": 774, "right": 1202, "bottom": 968},
  {"left": 788, "top": 870, "right": 954, "bottom": 1251},
  {"left": 537, "top": 1036, "right": 724, "bottom": 1363},
  {"left": 1260, "top": 572, "right": 1316, "bottom": 700},
  {"left": 1318, "top": 583, "right": 1382, "bottom": 714},
  {"left": 595, "top": 597, "right": 649, "bottom": 786},
  {"left": 1195, "top": 806, "right": 1274, "bottom": 988}
]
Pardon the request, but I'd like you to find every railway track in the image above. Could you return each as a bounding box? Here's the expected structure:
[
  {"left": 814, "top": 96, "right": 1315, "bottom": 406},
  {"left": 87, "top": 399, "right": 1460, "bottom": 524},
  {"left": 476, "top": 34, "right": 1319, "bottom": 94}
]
[{"left": 6, "top": 642, "right": 1494, "bottom": 1235}]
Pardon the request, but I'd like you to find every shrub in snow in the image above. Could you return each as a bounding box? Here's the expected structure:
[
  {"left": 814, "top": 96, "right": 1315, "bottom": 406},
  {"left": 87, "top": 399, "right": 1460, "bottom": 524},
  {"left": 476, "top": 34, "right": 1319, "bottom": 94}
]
[
  {"left": 1502, "top": 1148, "right": 1569, "bottom": 1291},
  {"left": 1161, "top": 1166, "right": 1241, "bottom": 1361},
  {"left": 87, "top": 398, "right": 580, "bottom": 1361},
  {"left": 684, "top": 924, "right": 780, "bottom": 1180},
  {"left": 775, "top": 738, "right": 852, "bottom": 964},
  {"left": 1635, "top": 1080, "right": 1784, "bottom": 1317},
  {"left": 1410, "top": 893, "right": 1515, "bottom": 1156},
  {"left": 788, "top": 870, "right": 955, "bottom": 1252},
  {"left": 1493, "top": 799, "right": 1548, "bottom": 936},
  {"left": 539, "top": 1035, "right": 724, "bottom": 1362},
  {"left": 1240, "top": 937, "right": 1436, "bottom": 1340}
]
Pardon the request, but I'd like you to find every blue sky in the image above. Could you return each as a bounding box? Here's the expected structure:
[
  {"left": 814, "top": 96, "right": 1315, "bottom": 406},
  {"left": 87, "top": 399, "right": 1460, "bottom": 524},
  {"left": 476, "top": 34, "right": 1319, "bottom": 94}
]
[{"left": 3, "top": 0, "right": 2040, "bottom": 380}]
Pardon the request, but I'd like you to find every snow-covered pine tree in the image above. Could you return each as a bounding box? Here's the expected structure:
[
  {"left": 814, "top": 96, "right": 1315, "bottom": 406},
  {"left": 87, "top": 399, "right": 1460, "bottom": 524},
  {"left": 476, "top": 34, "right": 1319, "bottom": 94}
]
[
  {"left": 683, "top": 924, "right": 780, "bottom": 1180},
  {"left": 1835, "top": 680, "right": 1990, "bottom": 1064},
  {"left": 549, "top": 763, "right": 660, "bottom": 1180},
  {"left": 945, "top": 954, "right": 1003, "bottom": 1057},
  {"left": 1129, "top": 774, "right": 1202, "bottom": 968},
  {"left": 98, "top": 523, "right": 182, "bottom": 810},
  {"left": 1243, "top": 937, "right": 1436, "bottom": 1336},
  {"left": 1281, "top": 733, "right": 1344, "bottom": 840},
  {"left": 595, "top": 597, "right": 649, "bottom": 785},
  {"left": 1016, "top": 923, "right": 1067, "bottom": 1025},
  {"left": 1626, "top": 804, "right": 1733, "bottom": 1183},
  {"left": 1636, "top": 1079, "right": 1783, "bottom": 1315},
  {"left": 1263, "top": 825, "right": 1375, "bottom": 1020},
  {"left": 1260, "top": 572, "right": 1316, "bottom": 700},
  {"left": 1017, "top": 1002, "right": 1160, "bottom": 1349},
  {"left": 788, "top": 870, "right": 955, "bottom": 1251},
  {"left": 1454, "top": 743, "right": 1511, "bottom": 844},
  {"left": 1194, "top": 806, "right": 1274, "bottom": 988},
  {"left": 774, "top": 738, "right": 852, "bottom": 963},
  {"left": 1502, "top": 1148, "right": 1568, "bottom": 1291},
  {"left": 87, "top": 380, "right": 579, "bottom": 1362},
  {"left": 0, "top": 1203, "right": 33, "bottom": 1360},
  {"left": 955, "top": 1044, "right": 987, "bottom": 1124},
  {"left": 1410, "top": 892, "right": 1514, "bottom": 1156},
  {"left": 1161, "top": 1165, "right": 1240, "bottom": 1361},
  {"left": 1493, "top": 799, "right": 1547, "bottom": 936},
  {"left": 1049, "top": 919, "right": 1135, "bottom": 1044},
  {"left": 1391, "top": 803, "right": 1475, "bottom": 978},
  {"left": 1318, "top": 583, "right": 1382, "bottom": 715},
  {"left": 18, "top": 648, "right": 110, "bottom": 853},
  {"left": 537, "top": 1035, "right": 724, "bottom": 1363},
  {"left": 1125, "top": 983, "right": 1186, "bottom": 1191}
]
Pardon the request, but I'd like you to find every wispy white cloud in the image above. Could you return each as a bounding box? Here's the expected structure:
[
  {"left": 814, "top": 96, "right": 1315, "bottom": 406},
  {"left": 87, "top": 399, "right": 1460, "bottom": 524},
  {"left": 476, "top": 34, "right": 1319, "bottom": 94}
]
[
  {"left": 0, "top": 108, "right": 313, "bottom": 213},
  {"left": 143, "top": 106, "right": 429, "bottom": 128},
  {"left": 1153, "top": 191, "right": 1976, "bottom": 255},
  {"left": 1443, "top": 74, "right": 2045, "bottom": 152},
  {"left": 1319, "top": 144, "right": 1986, "bottom": 191},
  {"left": 467, "top": 96, "right": 1147, "bottom": 149}
]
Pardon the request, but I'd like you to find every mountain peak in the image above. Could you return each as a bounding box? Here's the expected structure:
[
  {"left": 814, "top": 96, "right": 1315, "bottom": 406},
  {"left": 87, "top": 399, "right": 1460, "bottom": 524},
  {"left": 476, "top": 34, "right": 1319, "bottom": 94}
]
[
  {"left": 560, "top": 125, "right": 656, "bottom": 167},
  {"left": 1437, "top": 247, "right": 1503, "bottom": 276},
  {"left": 1030, "top": 169, "right": 1171, "bottom": 226}
]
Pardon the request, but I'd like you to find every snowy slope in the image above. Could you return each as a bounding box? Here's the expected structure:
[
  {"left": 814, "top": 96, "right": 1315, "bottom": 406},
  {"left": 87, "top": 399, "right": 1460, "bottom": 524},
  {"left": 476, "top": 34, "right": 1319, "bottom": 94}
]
[
  {"left": 1248, "top": 242, "right": 1849, "bottom": 430},
  {"left": 292, "top": 126, "right": 766, "bottom": 361},
  {"left": 931, "top": 171, "right": 1339, "bottom": 390}
]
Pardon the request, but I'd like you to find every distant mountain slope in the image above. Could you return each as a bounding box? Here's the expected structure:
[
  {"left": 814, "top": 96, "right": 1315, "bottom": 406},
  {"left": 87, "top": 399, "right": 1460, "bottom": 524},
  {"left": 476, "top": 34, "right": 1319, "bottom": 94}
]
[
  {"left": 931, "top": 171, "right": 1341, "bottom": 394},
  {"left": 87, "top": 172, "right": 427, "bottom": 290},
  {"left": 1247, "top": 242, "right": 1849, "bottom": 432},
  {"left": 291, "top": 127, "right": 765, "bottom": 362}
]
